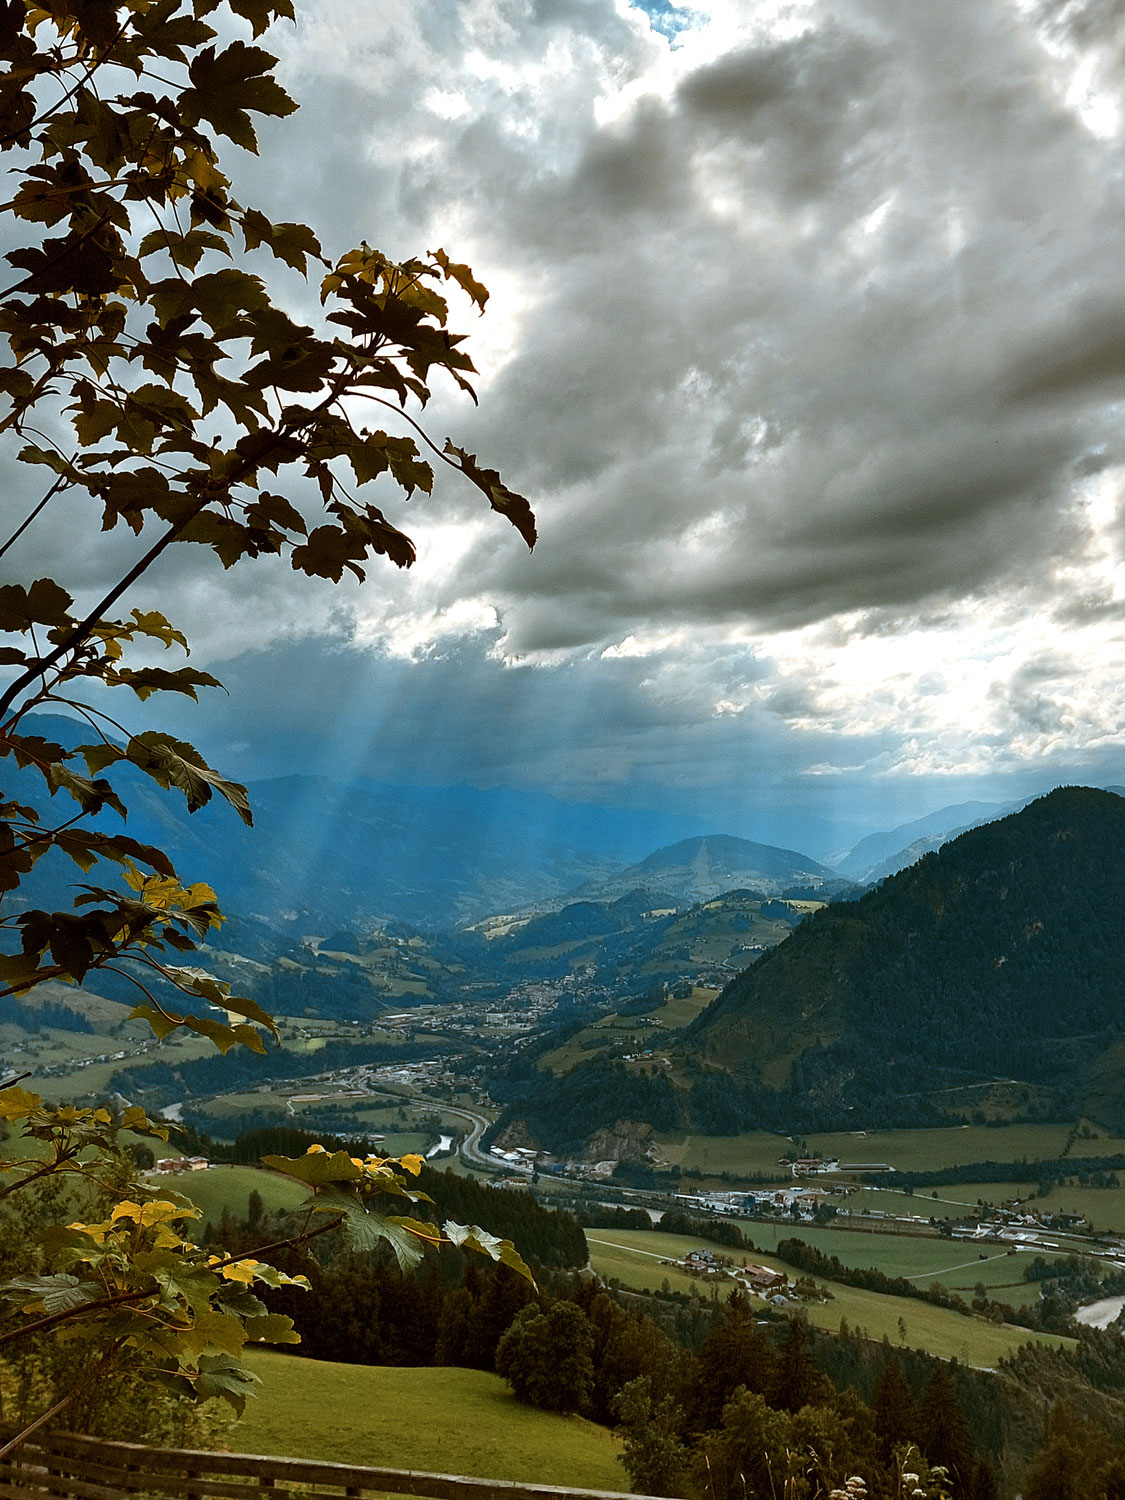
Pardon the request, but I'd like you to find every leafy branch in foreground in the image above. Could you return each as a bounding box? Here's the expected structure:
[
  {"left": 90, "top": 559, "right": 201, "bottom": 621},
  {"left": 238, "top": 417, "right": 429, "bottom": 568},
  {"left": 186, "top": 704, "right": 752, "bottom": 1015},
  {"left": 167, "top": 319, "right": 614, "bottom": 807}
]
[
  {"left": 0, "top": 0, "right": 534, "bottom": 1052},
  {"left": 0, "top": 0, "right": 538, "bottom": 1453},
  {"left": 0, "top": 1092, "right": 532, "bottom": 1435}
]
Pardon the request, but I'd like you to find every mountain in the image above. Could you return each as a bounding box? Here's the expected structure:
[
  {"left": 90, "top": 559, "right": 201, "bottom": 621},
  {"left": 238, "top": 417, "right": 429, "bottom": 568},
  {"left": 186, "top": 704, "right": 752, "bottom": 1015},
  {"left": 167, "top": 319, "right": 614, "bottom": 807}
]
[
  {"left": 484, "top": 886, "right": 814, "bottom": 987},
  {"left": 685, "top": 786, "right": 1125, "bottom": 1128},
  {"left": 577, "top": 834, "right": 847, "bottom": 905},
  {"left": 495, "top": 788, "right": 1125, "bottom": 1152},
  {"left": 6, "top": 714, "right": 700, "bottom": 929},
  {"left": 832, "top": 801, "right": 1018, "bottom": 884}
]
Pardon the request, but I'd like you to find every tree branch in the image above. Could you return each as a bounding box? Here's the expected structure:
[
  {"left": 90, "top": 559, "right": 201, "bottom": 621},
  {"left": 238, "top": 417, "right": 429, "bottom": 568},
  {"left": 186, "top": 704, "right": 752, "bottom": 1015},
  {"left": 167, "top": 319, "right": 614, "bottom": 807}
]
[
  {"left": 0, "top": 1148, "right": 81, "bottom": 1206},
  {"left": 0, "top": 382, "right": 350, "bottom": 728},
  {"left": 0, "top": 1285, "right": 157, "bottom": 1352}
]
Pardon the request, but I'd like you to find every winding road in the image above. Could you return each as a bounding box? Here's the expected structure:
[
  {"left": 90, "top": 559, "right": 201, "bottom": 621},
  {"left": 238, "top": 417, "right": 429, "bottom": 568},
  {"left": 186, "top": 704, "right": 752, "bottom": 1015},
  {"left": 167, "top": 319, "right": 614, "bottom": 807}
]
[{"left": 441, "top": 1105, "right": 533, "bottom": 1173}]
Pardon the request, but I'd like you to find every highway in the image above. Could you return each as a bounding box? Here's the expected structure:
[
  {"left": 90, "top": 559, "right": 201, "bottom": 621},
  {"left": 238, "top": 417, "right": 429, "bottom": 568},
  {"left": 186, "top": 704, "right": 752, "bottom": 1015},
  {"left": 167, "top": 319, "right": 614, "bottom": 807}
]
[{"left": 441, "top": 1105, "right": 535, "bottom": 1173}]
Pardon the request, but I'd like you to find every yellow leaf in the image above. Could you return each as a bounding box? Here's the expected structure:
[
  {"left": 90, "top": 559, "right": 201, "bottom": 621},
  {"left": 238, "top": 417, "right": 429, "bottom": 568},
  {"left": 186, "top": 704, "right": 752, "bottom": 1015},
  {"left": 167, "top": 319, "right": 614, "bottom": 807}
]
[
  {"left": 185, "top": 150, "right": 228, "bottom": 195},
  {"left": 399, "top": 1154, "right": 423, "bottom": 1177},
  {"left": 112, "top": 1198, "right": 197, "bottom": 1227},
  {"left": 153, "top": 1225, "right": 189, "bottom": 1249},
  {"left": 218, "top": 1261, "right": 259, "bottom": 1284},
  {"left": 0, "top": 1086, "right": 41, "bottom": 1120},
  {"left": 67, "top": 1221, "right": 109, "bottom": 1243}
]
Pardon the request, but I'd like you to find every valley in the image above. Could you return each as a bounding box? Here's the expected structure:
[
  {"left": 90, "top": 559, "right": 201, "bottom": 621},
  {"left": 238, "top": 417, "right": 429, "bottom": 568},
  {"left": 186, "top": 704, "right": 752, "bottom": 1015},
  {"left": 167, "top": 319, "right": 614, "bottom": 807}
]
[
  {"left": 14, "top": 958, "right": 1125, "bottom": 1370},
  {"left": 8, "top": 780, "right": 1125, "bottom": 1498}
]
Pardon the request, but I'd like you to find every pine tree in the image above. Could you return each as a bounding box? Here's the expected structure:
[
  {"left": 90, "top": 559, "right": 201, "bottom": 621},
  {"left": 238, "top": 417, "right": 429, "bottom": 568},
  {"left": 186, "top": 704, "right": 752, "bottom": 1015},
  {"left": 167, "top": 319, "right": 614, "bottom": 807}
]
[
  {"left": 970, "top": 1458, "right": 1000, "bottom": 1500},
  {"left": 691, "top": 1288, "right": 775, "bottom": 1430},
  {"left": 771, "top": 1315, "right": 832, "bottom": 1414},
  {"left": 919, "top": 1364, "right": 975, "bottom": 1492},
  {"left": 872, "top": 1355, "right": 918, "bottom": 1461},
  {"left": 1024, "top": 1436, "right": 1085, "bottom": 1500}
]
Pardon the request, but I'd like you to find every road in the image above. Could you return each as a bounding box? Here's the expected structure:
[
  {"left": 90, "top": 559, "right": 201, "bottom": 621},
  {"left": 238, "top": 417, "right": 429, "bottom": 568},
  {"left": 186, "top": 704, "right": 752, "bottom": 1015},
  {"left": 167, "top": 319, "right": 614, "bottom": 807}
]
[{"left": 441, "top": 1105, "right": 533, "bottom": 1173}]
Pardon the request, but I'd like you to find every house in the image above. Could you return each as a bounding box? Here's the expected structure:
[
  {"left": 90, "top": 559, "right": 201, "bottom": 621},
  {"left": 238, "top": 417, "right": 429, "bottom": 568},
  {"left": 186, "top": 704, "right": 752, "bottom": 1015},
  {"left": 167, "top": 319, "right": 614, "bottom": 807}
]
[
  {"left": 743, "top": 1265, "right": 787, "bottom": 1292},
  {"left": 684, "top": 1249, "right": 729, "bottom": 1276},
  {"left": 685, "top": 1249, "right": 720, "bottom": 1267}
]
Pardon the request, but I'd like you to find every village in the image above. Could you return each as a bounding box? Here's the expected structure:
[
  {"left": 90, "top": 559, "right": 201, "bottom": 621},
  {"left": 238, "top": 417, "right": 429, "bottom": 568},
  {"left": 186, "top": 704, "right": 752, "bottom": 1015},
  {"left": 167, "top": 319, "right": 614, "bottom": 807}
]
[{"left": 666, "top": 1246, "right": 834, "bottom": 1309}]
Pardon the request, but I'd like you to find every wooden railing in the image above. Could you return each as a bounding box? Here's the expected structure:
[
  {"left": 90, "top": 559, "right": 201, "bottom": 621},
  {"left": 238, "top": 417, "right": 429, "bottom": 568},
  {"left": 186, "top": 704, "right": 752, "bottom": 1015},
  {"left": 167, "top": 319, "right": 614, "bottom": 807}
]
[{"left": 0, "top": 1428, "right": 652, "bottom": 1500}]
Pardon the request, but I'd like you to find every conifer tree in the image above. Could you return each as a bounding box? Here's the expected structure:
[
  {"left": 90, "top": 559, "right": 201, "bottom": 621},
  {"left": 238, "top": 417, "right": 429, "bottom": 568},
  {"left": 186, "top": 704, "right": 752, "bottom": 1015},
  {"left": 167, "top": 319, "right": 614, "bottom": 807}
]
[
  {"left": 872, "top": 1354, "right": 918, "bottom": 1461},
  {"left": 970, "top": 1457, "right": 1000, "bottom": 1500},
  {"left": 692, "top": 1288, "right": 774, "bottom": 1430},
  {"left": 771, "top": 1315, "right": 832, "bottom": 1415},
  {"left": 919, "top": 1364, "right": 975, "bottom": 1492}
]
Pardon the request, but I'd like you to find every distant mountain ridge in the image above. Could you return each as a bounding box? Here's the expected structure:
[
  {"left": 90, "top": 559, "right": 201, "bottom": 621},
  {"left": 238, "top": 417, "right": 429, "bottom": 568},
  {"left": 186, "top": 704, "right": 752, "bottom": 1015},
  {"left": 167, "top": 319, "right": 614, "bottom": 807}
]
[
  {"left": 578, "top": 833, "right": 850, "bottom": 904},
  {"left": 9, "top": 714, "right": 705, "bottom": 929},
  {"left": 488, "top": 885, "right": 811, "bottom": 987},
  {"left": 10, "top": 715, "right": 852, "bottom": 928},
  {"left": 832, "top": 800, "right": 1025, "bottom": 884}
]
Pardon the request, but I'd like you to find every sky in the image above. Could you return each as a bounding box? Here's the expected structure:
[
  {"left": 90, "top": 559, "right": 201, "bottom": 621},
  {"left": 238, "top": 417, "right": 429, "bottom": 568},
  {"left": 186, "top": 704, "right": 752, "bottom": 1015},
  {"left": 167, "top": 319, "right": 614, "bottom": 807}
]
[{"left": 11, "top": 0, "right": 1125, "bottom": 859}]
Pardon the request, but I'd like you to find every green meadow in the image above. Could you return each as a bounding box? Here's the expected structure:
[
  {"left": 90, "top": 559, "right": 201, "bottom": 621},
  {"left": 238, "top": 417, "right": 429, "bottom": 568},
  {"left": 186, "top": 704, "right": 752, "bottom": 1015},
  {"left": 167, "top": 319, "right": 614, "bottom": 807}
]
[
  {"left": 740, "top": 1220, "right": 1062, "bottom": 1305},
  {"left": 806, "top": 1122, "right": 1125, "bottom": 1171},
  {"left": 651, "top": 986, "right": 720, "bottom": 1029},
  {"left": 929, "top": 1182, "right": 1125, "bottom": 1235},
  {"left": 585, "top": 1228, "right": 1070, "bottom": 1368},
  {"left": 235, "top": 1352, "right": 627, "bottom": 1491},
  {"left": 654, "top": 1130, "right": 793, "bottom": 1176},
  {"left": 161, "top": 1165, "right": 308, "bottom": 1227}
]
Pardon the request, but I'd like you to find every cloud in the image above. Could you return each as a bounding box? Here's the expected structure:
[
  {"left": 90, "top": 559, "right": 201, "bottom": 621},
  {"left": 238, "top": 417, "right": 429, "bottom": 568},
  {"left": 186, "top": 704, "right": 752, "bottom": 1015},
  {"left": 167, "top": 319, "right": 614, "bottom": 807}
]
[{"left": 6, "top": 0, "right": 1125, "bottom": 847}]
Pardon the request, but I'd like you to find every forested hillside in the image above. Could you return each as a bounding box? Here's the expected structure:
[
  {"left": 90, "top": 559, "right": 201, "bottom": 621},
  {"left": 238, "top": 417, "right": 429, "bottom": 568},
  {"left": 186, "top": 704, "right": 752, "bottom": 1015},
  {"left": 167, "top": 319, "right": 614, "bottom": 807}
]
[
  {"left": 497, "top": 788, "right": 1125, "bottom": 1149},
  {"left": 686, "top": 787, "right": 1125, "bottom": 1127}
]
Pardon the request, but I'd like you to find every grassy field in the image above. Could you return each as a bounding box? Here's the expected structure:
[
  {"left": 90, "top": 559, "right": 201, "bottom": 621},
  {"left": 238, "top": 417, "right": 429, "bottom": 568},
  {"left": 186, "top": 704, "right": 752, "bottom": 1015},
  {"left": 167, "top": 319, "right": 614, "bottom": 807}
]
[
  {"left": 805, "top": 1123, "right": 1125, "bottom": 1171},
  {"left": 538, "top": 988, "right": 721, "bottom": 1076},
  {"left": 536, "top": 1016, "right": 646, "bottom": 1075},
  {"left": 648, "top": 1122, "right": 1125, "bottom": 1190},
  {"left": 31, "top": 1034, "right": 219, "bottom": 1102},
  {"left": 586, "top": 1228, "right": 1070, "bottom": 1367},
  {"left": 740, "top": 1221, "right": 1060, "bottom": 1305},
  {"left": 191, "top": 1095, "right": 435, "bottom": 1158},
  {"left": 651, "top": 986, "right": 719, "bottom": 1029},
  {"left": 162, "top": 1166, "right": 308, "bottom": 1226},
  {"left": 920, "top": 1181, "right": 1125, "bottom": 1235},
  {"left": 654, "top": 1130, "right": 793, "bottom": 1176},
  {"left": 235, "top": 1352, "right": 627, "bottom": 1491}
]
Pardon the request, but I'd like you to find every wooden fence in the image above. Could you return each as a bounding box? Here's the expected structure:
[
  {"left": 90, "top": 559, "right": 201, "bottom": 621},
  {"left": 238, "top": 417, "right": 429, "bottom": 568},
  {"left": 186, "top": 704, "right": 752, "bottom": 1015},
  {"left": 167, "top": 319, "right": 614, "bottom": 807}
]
[{"left": 0, "top": 1428, "right": 654, "bottom": 1500}]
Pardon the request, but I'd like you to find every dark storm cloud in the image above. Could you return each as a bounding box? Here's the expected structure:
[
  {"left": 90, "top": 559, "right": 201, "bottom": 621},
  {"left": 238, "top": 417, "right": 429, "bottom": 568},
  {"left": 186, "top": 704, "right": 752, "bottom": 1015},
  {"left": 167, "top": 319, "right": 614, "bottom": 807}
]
[
  {"left": 676, "top": 26, "right": 890, "bottom": 202},
  {"left": 230, "top": 0, "right": 1116, "bottom": 659},
  {"left": 147, "top": 629, "right": 899, "bottom": 854},
  {"left": 8, "top": 0, "right": 1125, "bottom": 841},
  {"left": 1002, "top": 296, "right": 1125, "bottom": 404},
  {"left": 318, "top": 0, "right": 1108, "bottom": 665}
]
